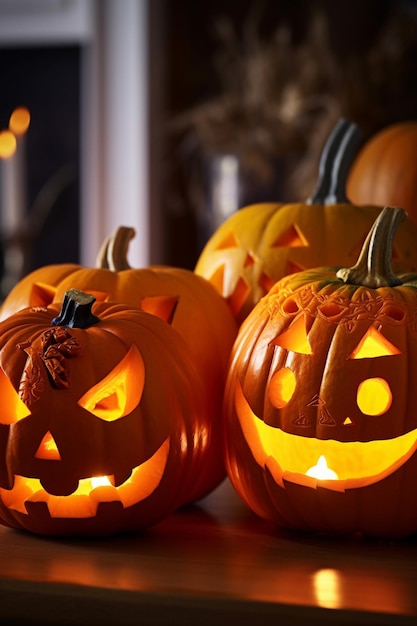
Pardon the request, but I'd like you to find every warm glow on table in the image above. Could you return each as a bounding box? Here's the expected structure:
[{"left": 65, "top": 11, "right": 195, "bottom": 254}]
[{"left": 0, "top": 479, "right": 415, "bottom": 625}]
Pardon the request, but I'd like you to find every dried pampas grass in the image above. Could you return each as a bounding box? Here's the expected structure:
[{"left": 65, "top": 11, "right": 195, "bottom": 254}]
[{"left": 167, "top": 3, "right": 417, "bottom": 208}]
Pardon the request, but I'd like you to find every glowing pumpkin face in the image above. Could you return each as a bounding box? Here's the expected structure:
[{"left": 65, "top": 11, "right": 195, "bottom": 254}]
[
  {"left": 195, "top": 120, "right": 417, "bottom": 323},
  {"left": 224, "top": 207, "right": 417, "bottom": 538},
  {"left": 0, "top": 230, "right": 238, "bottom": 504},
  {"left": 0, "top": 291, "right": 208, "bottom": 536}
]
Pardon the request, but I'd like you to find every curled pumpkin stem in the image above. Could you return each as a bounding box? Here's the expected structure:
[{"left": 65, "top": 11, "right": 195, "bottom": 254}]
[
  {"left": 307, "top": 118, "right": 362, "bottom": 205},
  {"left": 95, "top": 226, "right": 135, "bottom": 271},
  {"left": 336, "top": 206, "right": 416, "bottom": 287}
]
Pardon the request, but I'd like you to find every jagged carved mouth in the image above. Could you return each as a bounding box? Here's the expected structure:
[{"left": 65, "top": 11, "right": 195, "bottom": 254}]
[
  {"left": 0, "top": 438, "right": 170, "bottom": 518},
  {"left": 235, "top": 382, "right": 417, "bottom": 491}
]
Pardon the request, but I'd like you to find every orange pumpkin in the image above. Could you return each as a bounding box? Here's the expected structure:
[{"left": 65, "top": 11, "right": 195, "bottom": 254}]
[
  {"left": 223, "top": 206, "right": 417, "bottom": 538},
  {"left": 195, "top": 119, "right": 417, "bottom": 324},
  {"left": 0, "top": 289, "right": 209, "bottom": 536},
  {"left": 0, "top": 231, "right": 238, "bottom": 503},
  {"left": 347, "top": 121, "right": 417, "bottom": 226}
]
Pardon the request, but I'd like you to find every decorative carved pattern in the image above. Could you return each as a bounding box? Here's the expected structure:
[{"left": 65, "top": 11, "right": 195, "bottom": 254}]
[
  {"left": 17, "top": 357, "right": 44, "bottom": 407},
  {"left": 18, "top": 327, "right": 82, "bottom": 397},
  {"left": 267, "top": 284, "right": 417, "bottom": 333}
]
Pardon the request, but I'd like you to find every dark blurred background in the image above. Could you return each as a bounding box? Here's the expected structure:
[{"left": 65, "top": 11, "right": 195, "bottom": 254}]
[
  {"left": 0, "top": 0, "right": 416, "bottom": 283},
  {"left": 162, "top": 0, "right": 417, "bottom": 267},
  {"left": 0, "top": 45, "right": 80, "bottom": 268}
]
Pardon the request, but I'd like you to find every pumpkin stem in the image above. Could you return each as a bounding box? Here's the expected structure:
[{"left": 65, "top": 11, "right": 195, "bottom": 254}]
[
  {"left": 307, "top": 118, "right": 362, "bottom": 205},
  {"left": 95, "top": 226, "right": 135, "bottom": 271},
  {"left": 52, "top": 289, "right": 100, "bottom": 328},
  {"left": 336, "top": 206, "right": 414, "bottom": 287}
]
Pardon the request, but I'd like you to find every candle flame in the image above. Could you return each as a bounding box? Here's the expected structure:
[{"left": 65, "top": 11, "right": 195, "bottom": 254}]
[
  {"left": 0, "top": 130, "right": 16, "bottom": 159},
  {"left": 9, "top": 107, "right": 30, "bottom": 135},
  {"left": 306, "top": 455, "right": 339, "bottom": 480},
  {"left": 91, "top": 475, "right": 113, "bottom": 489}
]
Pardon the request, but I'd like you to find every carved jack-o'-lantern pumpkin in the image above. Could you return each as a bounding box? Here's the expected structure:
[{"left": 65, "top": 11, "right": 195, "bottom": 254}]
[
  {"left": 0, "top": 231, "right": 238, "bottom": 503},
  {"left": 0, "top": 290, "right": 209, "bottom": 536},
  {"left": 224, "top": 207, "right": 417, "bottom": 538},
  {"left": 195, "top": 119, "right": 417, "bottom": 324}
]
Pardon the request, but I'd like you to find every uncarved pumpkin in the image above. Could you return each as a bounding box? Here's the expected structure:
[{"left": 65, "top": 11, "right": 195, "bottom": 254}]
[
  {"left": 195, "top": 119, "right": 417, "bottom": 324},
  {"left": 347, "top": 121, "right": 417, "bottom": 226},
  {"left": 0, "top": 290, "right": 210, "bottom": 536},
  {"left": 223, "top": 206, "right": 417, "bottom": 538},
  {"left": 0, "top": 231, "right": 238, "bottom": 503}
]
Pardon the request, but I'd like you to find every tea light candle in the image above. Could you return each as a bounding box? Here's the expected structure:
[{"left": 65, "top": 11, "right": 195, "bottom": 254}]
[{"left": 306, "top": 455, "right": 339, "bottom": 480}]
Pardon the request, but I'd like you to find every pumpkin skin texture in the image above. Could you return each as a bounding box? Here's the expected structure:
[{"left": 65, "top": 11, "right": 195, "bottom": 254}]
[
  {"left": 194, "top": 120, "right": 417, "bottom": 324},
  {"left": 223, "top": 207, "right": 417, "bottom": 538},
  {"left": 0, "top": 231, "right": 238, "bottom": 503},
  {"left": 0, "top": 291, "right": 210, "bottom": 537},
  {"left": 347, "top": 121, "right": 417, "bottom": 226}
]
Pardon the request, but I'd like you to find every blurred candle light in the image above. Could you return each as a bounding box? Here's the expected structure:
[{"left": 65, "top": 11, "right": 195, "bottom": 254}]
[
  {"left": 0, "top": 130, "right": 16, "bottom": 159},
  {"left": 8, "top": 106, "right": 30, "bottom": 234},
  {"left": 0, "top": 129, "right": 19, "bottom": 236},
  {"left": 0, "top": 107, "right": 31, "bottom": 297},
  {"left": 0, "top": 107, "right": 30, "bottom": 236},
  {"left": 9, "top": 107, "right": 31, "bottom": 136}
]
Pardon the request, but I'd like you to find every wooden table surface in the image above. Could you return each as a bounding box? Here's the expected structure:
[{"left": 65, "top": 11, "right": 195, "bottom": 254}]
[{"left": 0, "top": 478, "right": 417, "bottom": 625}]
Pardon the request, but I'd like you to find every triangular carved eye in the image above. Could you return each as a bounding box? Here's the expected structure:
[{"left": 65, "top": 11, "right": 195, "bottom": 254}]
[
  {"left": 244, "top": 253, "right": 256, "bottom": 268},
  {"left": 228, "top": 276, "right": 251, "bottom": 318},
  {"left": 215, "top": 232, "right": 239, "bottom": 250},
  {"left": 78, "top": 345, "right": 145, "bottom": 421},
  {"left": 208, "top": 265, "right": 225, "bottom": 293},
  {"left": 0, "top": 368, "right": 31, "bottom": 424},
  {"left": 140, "top": 296, "right": 179, "bottom": 324},
  {"left": 272, "top": 316, "right": 312, "bottom": 354},
  {"left": 271, "top": 224, "right": 308, "bottom": 248},
  {"left": 29, "top": 282, "right": 57, "bottom": 307},
  {"left": 348, "top": 327, "right": 401, "bottom": 359}
]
